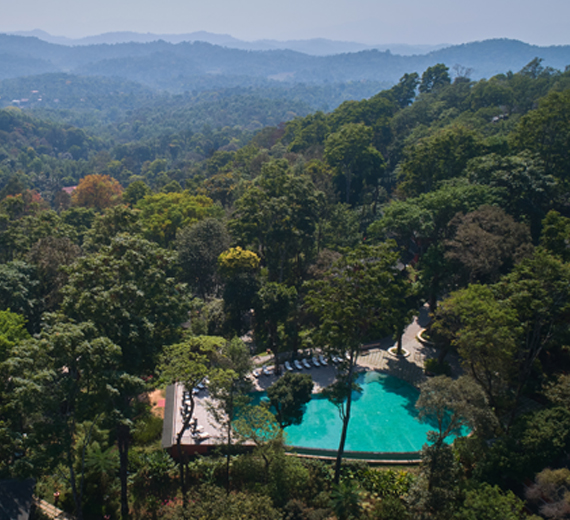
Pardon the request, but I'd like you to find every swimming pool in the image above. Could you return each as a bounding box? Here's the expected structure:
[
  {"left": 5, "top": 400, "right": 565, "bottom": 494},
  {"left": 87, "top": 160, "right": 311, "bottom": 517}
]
[{"left": 280, "top": 371, "right": 435, "bottom": 454}]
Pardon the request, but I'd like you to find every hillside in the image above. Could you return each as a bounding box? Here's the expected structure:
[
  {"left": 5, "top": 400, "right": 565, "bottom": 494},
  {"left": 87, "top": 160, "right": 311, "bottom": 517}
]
[{"left": 1, "top": 34, "right": 569, "bottom": 91}]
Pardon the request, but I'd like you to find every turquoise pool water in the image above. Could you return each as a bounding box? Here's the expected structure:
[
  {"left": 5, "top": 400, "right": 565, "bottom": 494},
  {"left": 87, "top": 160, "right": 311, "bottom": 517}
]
[{"left": 281, "top": 371, "right": 433, "bottom": 453}]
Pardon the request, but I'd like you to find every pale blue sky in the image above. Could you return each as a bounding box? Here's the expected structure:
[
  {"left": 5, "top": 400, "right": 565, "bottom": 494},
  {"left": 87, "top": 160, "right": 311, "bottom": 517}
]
[{"left": 1, "top": 0, "right": 568, "bottom": 45}]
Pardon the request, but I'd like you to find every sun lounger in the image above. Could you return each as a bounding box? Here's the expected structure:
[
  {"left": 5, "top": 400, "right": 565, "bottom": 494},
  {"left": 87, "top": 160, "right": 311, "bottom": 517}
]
[
  {"left": 294, "top": 359, "right": 303, "bottom": 370},
  {"left": 302, "top": 358, "right": 311, "bottom": 369},
  {"left": 285, "top": 361, "right": 294, "bottom": 371},
  {"left": 312, "top": 357, "right": 320, "bottom": 367},
  {"left": 319, "top": 354, "right": 328, "bottom": 366},
  {"left": 194, "top": 433, "right": 210, "bottom": 442}
]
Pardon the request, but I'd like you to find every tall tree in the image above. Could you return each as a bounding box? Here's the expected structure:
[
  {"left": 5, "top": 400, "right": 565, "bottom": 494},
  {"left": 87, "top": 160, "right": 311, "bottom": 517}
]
[
  {"left": 59, "top": 233, "right": 190, "bottom": 518},
  {"left": 207, "top": 338, "right": 252, "bottom": 493},
  {"left": 218, "top": 247, "right": 261, "bottom": 335},
  {"left": 370, "top": 181, "right": 498, "bottom": 310},
  {"left": 158, "top": 335, "right": 225, "bottom": 508},
  {"left": 8, "top": 321, "right": 123, "bottom": 520},
  {"left": 419, "top": 63, "right": 451, "bottom": 94},
  {"left": 254, "top": 281, "right": 297, "bottom": 374},
  {"left": 496, "top": 249, "right": 570, "bottom": 427},
  {"left": 304, "top": 243, "right": 411, "bottom": 483},
  {"left": 177, "top": 218, "right": 230, "bottom": 298},
  {"left": 397, "top": 125, "right": 482, "bottom": 197},
  {"left": 232, "top": 405, "right": 282, "bottom": 483},
  {"left": 324, "top": 123, "right": 385, "bottom": 205},
  {"left": 230, "top": 159, "right": 322, "bottom": 284},
  {"left": 430, "top": 284, "right": 520, "bottom": 413}
]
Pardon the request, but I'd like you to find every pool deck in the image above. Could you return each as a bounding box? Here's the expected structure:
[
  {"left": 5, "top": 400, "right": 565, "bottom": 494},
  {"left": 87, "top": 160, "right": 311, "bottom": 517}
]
[{"left": 252, "top": 305, "right": 462, "bottom": 391}]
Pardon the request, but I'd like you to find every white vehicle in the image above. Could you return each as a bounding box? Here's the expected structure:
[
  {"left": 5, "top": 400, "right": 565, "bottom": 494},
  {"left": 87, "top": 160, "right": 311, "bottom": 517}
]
[
  {"left": 262, "top": 365, "right": 273, "bottom": 376},
  {"left": 312, "top": 357, "right": 320, "bottom": 367},
  {"left": 319, "top": 354, "right": 328, "bottom": 366},
  {"left": 252, "top": 368, "right": 261, "bottom": 378},
  {"left": 285, "top": 361, "right": 294, "bottom": 372},
  {"left": 294, "top": 359, "right": 303, "bottom": 370},
  {"left": 302, "top": 358, "right": 311, "bottom": 369}
]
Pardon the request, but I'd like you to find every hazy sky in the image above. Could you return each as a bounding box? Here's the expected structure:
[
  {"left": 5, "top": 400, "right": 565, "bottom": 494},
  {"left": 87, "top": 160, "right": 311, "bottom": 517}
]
[{"left": 1, "top": 0, "right": 569, "bottom": 46}]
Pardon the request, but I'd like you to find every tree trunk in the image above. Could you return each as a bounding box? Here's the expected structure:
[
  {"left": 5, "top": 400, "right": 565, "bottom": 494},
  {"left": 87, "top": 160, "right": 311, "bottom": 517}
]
[
  {"left": 68, "top": 446, "right": 83, "bottom": 520},
  {"left": 177, "top": 391, "right": 195, "bottom": 509},
  {"left": 225, "top": 388, "right": 234, "bottom": 495},
  {"left": 396, "top": 331, "right": 403, "bottom": 356},
  {"left": 225, "top": 423, "right": 231, "bottom": 494},
  {"left": 344, "top": 168, "right": 352, "bottom": 204},
  {"left": 333, "top": 350, "right": 356, "bottom": 484},
  {"left": 118, "top": 424, "right": 130, "bottom": 520}
]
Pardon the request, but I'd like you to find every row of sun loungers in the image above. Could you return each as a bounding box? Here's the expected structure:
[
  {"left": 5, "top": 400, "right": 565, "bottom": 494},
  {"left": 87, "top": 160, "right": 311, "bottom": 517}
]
[{"left": 254, "top": 354, "right": 343, "bottom": 377}]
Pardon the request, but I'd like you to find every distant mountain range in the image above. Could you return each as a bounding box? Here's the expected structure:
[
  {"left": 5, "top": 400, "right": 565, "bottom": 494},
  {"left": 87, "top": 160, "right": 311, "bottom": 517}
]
[
  {"left": 6, "top": 30, "right": 448, "bottom": 57},
  {"left": 0, "top": 33, "right": 569, "bottom": 96}
]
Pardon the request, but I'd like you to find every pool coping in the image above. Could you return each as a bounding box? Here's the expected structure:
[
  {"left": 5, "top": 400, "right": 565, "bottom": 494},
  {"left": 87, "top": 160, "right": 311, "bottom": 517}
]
[{"left": 286, "top": 446, "right": 421, "bottom": 464}]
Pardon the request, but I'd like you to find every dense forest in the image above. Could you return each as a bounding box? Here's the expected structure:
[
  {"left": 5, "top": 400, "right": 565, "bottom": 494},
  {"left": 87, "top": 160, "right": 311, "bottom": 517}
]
[{"left": 2, "top": 55, "right": 570, "bottom": 520}]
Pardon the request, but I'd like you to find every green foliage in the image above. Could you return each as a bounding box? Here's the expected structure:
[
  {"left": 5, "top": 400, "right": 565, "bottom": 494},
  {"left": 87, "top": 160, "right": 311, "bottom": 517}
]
[
  {"left": 430, "top": 284, "right": 520, "bottom": 413},
  {"left": 230, "top": 159, "right": 322, "bottom": 283},
  {"left": 267, "top": 372, "right": 314, "bottom": 428},
  {"left": 218, "top": 246, "right": 260, "bottom": 276},
  {"left": 136, "top": 191, "right": 222, "bottom": 247},
  {"left": 455, "top": 483, "right": 528, "bottom": 520},
  {"left": 0, "top": 261, "right": 40, "bottom": 330},
  {"left": 424, "top": 358, "right": 451, "bottom": 377},
  {"left": 60, "top": 233, "right": 190, "bottom": 373},
  {"left": 324, "top": 123, "right": 385, "bottom": 205},
  {"left": 419, "top": 64, "right": 451, "bottom": 94},
  {"left": 466, "top": 152, "right": 555, "bottom": 240},
  {"left": 416, "top": 376, "right": 495, "bottom": 445},
  {"left": 475, "top": 407, "right": 570, "bottom": 484},
  {"left": 254, "top": 281, "right": 298, "bottom": 363},
  {"left": 329, "top": 480, "right": 362, "bottom": 520},
  {"left": 123, "top": 180, "right": 152, "bottom": 206},
  {"left": 184, "top": 484, "right": 282, "bottom": 520},
  {"left": 177, "top": 218, "right": 230, "bottom": 298},
  {"left": 26, "top": 236, "right": 81, "bottom": 312},
  {"left": 82, "top": 204, "right": 143, "bottom": 252},
  {"left": 132, "top": 415, "right": 163, "bottom": 446},
  {"left": 397, "top": 125, "right": 482, "bottom": 197},
  {"left": 511, "top": 88, "right": 570, "bottom": 182},
  {"left": 407, "top": 442, "right": 463, "bottom": 520},
  {"left": 540, "top": 209, "right": 570, "bottom": 261},
  {"left": 1, "top": 210, "right": 78, "bottom": 262},
  {"left": 130, "top": 449, "right": 178, "bottom": 518}
]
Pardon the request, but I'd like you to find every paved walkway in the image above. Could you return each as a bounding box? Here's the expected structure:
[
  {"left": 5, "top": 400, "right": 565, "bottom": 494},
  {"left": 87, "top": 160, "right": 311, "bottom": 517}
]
[{"left": 358, "top": 306, "right": 437, "bottom": 387}]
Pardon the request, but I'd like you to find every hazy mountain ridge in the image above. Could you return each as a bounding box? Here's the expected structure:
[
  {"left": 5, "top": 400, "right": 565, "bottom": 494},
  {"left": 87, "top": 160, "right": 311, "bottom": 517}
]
[
  {"left": 1, "top": 34, "right": 569, "bottom": 98},
  {"left": 7, "top": 29, "right": 447, "bottom": 56}
]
